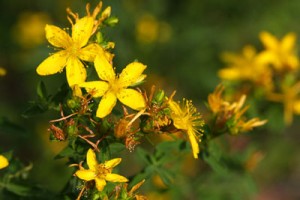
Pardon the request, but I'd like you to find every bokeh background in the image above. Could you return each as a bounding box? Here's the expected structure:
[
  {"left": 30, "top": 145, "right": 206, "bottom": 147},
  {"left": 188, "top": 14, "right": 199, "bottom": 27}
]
[{"left": 1, "top": 0, "right": 300, "bottom": 199}]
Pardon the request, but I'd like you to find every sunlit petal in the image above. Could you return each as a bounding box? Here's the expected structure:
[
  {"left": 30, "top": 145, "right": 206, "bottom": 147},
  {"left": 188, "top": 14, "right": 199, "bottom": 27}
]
[
  {"left": 66, "top": 57, "right": 87, "bottom": 86},
  {"left": 87, "top": 149, "right": 98, "bottom": 171},
  {"left": 72, "top": 17, "right": 94, "bottom": 48},
  {"left": 259, "top": 31, "right": 278, "bottom": 50},
  {"left": 0, "top": 155, "right": 9, "bottom": 169},
  {"left": 187, "top": 128, "right": 200, "bottom": 159},
  {"left": 118, "top": 62, "right": 147, "bottom": 87},
  {"left": 36, "top": 50, "right": 68, "bottom": 75},
  {"left": 78, "top": 43, "right": 104, "bottom": 62},
  {"left": 117, "top": 89, "right": 146, "bottom": 110},
  {"left": 96, "top": 92, "right": 117, "bottom": 118},
  {"left": 94, "top": 55, "right": 115, "bottom": 82},
  {"left": 75, "top": 169, "right": 96, "bottom": 181},
  {"left": 281, "top": 32, "right": 296, "bottom": 52},
  {"left": 45, "top": 25, "right": 72, "bottom": 49},
  {"left": 95, "top": 178, "right": 106, "bottom": 191},
  {"left": 168, "top": 100, "right": 182, "bottom": 116},
  {"left": 105, "top": 173, "right": 128, "bottom": 182},
  {"left": 79, "top": 81, "right": 109, "bottom": 97},
  {"left": 104, "top": 158, "right": 121, "bottom": 168}
]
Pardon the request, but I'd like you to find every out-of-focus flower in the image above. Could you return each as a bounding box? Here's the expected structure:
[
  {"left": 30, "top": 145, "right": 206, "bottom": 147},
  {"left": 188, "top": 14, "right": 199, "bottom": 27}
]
[
  {"left": 36, "top": 1, "right": 105, "bottom": 87},
  {"left": 75, "top": 149, "right": 128, "bottom": 191},
  {"left": 80, "top": 55, "right": 146, "bottom": 118},
  {"left": 136, "top": 14, "right": 172, "bottom": 44},
  {"left": 13, "top": 12, "right": 51, "bottom": 48},
  {"left": 259, "top": 31, "right": 299, "bottom": 71},
  {"left": 0, "top": 155, "right": 9, "bottom": 169},
  {"left": 219, "top": 45, "right": 273, "bottom": 91},
  {"left": 208, "top": 85, "right": 267, "bottom": 134},
  {"left": 168, "top": 99, "right": 204, "bottom": 159},
  {"left": 0, "top": 67, "right": 6, "bottom": 76},
  {"left": 267, "top": 81, "right": 300, "bottom": 125}
]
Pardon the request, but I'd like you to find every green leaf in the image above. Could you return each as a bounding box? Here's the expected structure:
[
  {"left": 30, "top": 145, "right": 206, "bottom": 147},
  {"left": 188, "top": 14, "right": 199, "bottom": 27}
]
[{"left": 37, "top": 81, "right": 47, "bottom": 100}]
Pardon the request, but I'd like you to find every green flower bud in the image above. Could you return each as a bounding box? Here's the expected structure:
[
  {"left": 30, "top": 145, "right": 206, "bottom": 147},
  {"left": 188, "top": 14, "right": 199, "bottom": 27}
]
[{"left": 153, "top": 90, "right": 165, "bottom": 104}]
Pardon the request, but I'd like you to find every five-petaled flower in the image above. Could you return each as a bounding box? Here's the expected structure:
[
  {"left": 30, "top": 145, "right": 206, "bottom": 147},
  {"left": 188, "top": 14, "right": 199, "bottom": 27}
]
[
  {"left": 168, "top": 99, "right": 204, "bottom": 159},
  {"left": 259, "top": 31, "right": 299, "bottom": 71},
  {"left": 75, "top": 149, "right": 128, "bottom": 191},
  {"left": 218, "top": 45, "right": 273, "bottom": 91},
  {"left": 0, "top": 155, "right": 9, "bottom": 169},
  {"left": 36, "top": 2, "right": 105, "bottom": 87},
  {"left": 80, "top": 55, "right": 146, "bottom": 118}
]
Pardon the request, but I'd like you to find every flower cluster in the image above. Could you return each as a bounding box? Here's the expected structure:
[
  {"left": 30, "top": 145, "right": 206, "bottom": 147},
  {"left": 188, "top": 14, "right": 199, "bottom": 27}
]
[
  {"left": 31, "top": 1, "right": 268, "bottom": 198},
  {"left": 219, "top": 31, "right": 300, "bottom": 125}
]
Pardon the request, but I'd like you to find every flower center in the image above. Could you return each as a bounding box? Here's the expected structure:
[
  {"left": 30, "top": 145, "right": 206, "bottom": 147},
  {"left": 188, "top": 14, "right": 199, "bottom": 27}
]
[
  {"left": 67, "top": 43, "right": 80, "bottom": 57},
  {"left": 96, "top": 164, "right": 112, "bottom": 178}
]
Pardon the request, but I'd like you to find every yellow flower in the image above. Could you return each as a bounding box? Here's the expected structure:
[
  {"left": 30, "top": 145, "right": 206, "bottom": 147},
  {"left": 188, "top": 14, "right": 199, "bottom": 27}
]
[
  {"left": 80, "top": 55, "right": 146, "bottom": 118},
  {"left": 36, "top": 2, "right": 104, "bottom": 87},
  {"left": 208, "top": 85, "right": 267, "bottom": 134},
  {"left": 218, "top": 45, "right": 273, "bottom": 90},
  {"left": 0, "top": 155, "right": 9, "bottom": 169},
  {"left": 75, "top": 149, "right": 128, "bottom": 191},
  {"left": 267, "top": 81, "right": 300, "bottom": 125},
  {"left": 259, "top": 31, "right": 299, "bottom": 71},
  {"left": 168, "top": 99, "right": 204, "bottom": 159},
  {"left": 0, "top": 67, "right": 6, "bottom": 76}
]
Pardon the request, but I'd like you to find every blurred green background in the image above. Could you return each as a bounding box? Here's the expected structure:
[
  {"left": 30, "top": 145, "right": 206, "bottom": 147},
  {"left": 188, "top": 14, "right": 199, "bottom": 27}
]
[{"left": 1, "top": 0, "right": 300, "bottom": 199}]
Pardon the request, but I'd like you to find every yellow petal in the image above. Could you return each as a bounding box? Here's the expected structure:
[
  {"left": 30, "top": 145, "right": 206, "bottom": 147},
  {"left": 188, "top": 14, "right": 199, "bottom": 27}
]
[
  {"left": 94, "top": 55, "right": 115, "bottom": 82},
  {"left": 79, "top": 81, "right": 109, "bottom": 97},
  {"left": 168, "top": 100, "right": 182, "bottom": 116},
  {"left": 293, "top": 100, "right": 300, "bottom": 114},
  {"left": 0, "top": 155, "right": 9, "bottom": 169},
  {"left": 218, "top": 68, "right": 241, "bottom": 80},
  {"left": 78, "top": 43, "right": 104, "bottom": 62},
  {"left": 36, "top": 50, "right": 68, "bottom": 75},
  {"left": 66, "top": 57, "right": 87, "bottom": 87},
  {"left": 117, "top": 88, "right": 146, "bottom": 110},
  {"left": 87, "top": 149, "right": 98, "bottom": 171},
  {"left": 75, "top": 169, "right": 96, "bottom": 181},
  {"left": 259, "top": 31, "right": 279, "bottom": 50},
  {"left": 96, "top": 92, "right": 117, "bottom": 118},
  {"left": 72, "top": 16, "right": 94, "bottom": 48},
  {"left": 45, "top": 24, "right": 72, "bottom": 49},
  {"left": 104, "top": 158, "right": 121, "bottom": 168},
  {"left": 105, "top": 173, "right": 128, "bottom": 182},
  {"left": 95, "top": 177, "right": 106, "bottom": 191},
  {"left": 281, "top": 32, "right": 296, "bottom": 52},
  {"left": 187, "top": 128, "right": 199, "bottom": 159},
  {"left": 118, "top": 62, "right": 147, "bottom": 87}
]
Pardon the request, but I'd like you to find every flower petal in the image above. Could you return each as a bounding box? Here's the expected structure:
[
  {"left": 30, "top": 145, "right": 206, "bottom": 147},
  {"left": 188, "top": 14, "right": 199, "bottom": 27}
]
[
  {"left": 0, "top": 155, "right": 9, "bottom": 169},
  {"left": 87, "top": 149, "right": 98, "bottom": 171},
  {"left": 187, "top": 128, "right": 200, "bottom": 159},
  {"left": 95, "top": 177, "right": 106, "bottom": 191},
  {"left": 94, "top": 55, "right": 115, "bottom": 82},
  {"left": 36, "top": 50, "right": 68, "bottom": 75},
  {"left": 281, "top": 32, "right": 296, "bottom": 52},
  {"left": 66, "top": 57, "right": 87, "bottom": 86},
  {"left": 259, "top": 31, "right": 278, "bottom": 50},
  {"left": 72, "top": 16, "right": 94, "bottom": 48},
  {"left": 118, "top": 62, "right": 147, "bottom": 87},
  {"left": 117, "top": 89, "right": 146, "bottom": 110},
  {"left": 105, "top": 173, "right": 128, "bottom": 183},
  {"left": 104, "top": 158, "right": 121, "bottom": 168},
  {"left": 168, "top": 100, "right": 182, "bottom": 117},
  {"left": 75, "top": 169, "right": 96, "bottom": 181},
  {"left": 79, "top": 81, "right": 109, "bottom": 97},
  {"left": 45, "top": 24, "right": 72, "bottom": 49},
  {"left": 78, "top": 43, "right": 104, "bottom": 62},
  {"left": 96, "top": 92, "right": 117, "bottom": 118}
]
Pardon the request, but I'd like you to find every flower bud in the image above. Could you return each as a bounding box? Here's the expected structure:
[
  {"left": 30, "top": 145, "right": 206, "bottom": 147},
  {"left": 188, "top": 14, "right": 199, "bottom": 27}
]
[{"left": 153, "top": 90, "right": 165, "bottom": 104}]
